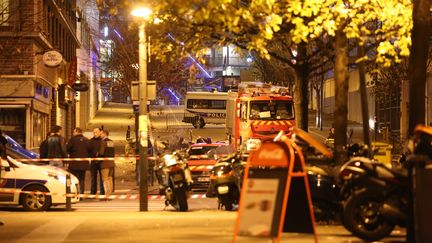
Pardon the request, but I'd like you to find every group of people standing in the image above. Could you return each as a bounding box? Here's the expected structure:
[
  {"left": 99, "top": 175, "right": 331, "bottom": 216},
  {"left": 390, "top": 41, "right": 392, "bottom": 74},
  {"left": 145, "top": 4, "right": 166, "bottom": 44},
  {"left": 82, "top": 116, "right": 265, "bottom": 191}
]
[{"left": 40, "top": 126, "right": 115, "bottom": 198}]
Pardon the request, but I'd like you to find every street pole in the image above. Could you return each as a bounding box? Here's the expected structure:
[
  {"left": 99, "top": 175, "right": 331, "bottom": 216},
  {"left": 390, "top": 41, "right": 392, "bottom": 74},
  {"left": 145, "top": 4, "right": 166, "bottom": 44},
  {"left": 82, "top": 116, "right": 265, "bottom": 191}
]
[
  {"left": 138, "top": 22, "right": 148, "bottom": 211},
  {"left": 357, "top": 46, "right": 371, "bottom": 156}
]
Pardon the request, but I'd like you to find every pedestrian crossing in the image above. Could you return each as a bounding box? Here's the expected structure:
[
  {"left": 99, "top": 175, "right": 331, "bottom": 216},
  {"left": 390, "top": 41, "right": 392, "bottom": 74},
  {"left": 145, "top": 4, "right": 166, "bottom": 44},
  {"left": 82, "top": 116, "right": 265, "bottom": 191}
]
[
  {"left": 72, "top": 198, "right": 166, "bottom": 211},
  {"left": 70, "top": 197, "right": 218, "bottom": 212}
]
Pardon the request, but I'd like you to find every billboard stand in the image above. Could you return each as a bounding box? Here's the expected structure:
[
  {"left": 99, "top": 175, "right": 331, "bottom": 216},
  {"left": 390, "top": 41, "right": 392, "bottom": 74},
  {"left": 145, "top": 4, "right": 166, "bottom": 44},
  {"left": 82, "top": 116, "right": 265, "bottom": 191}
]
[{"left": 233, "top": 133, "right": 318, "bottom": 243}]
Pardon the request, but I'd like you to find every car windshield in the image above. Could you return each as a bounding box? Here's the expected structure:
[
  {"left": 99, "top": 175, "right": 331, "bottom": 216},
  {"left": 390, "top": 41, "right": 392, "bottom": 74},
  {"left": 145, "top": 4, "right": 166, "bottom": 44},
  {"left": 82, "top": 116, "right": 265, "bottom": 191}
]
[{"left": 250, "top": 100, "right": 294, "bottom": 120}]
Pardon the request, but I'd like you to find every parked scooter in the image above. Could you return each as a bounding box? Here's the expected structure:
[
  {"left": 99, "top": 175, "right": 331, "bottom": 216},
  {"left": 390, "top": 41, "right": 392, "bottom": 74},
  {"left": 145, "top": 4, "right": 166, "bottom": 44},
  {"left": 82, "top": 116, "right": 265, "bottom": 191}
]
[
  {"left": 339, "top": 125, "right": 432, "bottom": 241},
  {"left": 302, "top": 139, "right": 369, "bottom": 222},
  {"left": 339, "top": 158, "right": 408, "bottom": 241},
  {"left": 155, "top": 151, "right": 192, "bottom": 211},
  {"left": 208, "top": 152, "right": 247, "bottom": 211}
]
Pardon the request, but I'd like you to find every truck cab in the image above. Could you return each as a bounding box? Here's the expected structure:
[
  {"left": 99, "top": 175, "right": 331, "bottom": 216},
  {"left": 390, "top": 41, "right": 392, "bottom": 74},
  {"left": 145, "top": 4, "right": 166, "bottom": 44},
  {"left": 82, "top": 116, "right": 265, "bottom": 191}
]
[{"left": 226, "top": 83, "right": 296, "bottom": 151}]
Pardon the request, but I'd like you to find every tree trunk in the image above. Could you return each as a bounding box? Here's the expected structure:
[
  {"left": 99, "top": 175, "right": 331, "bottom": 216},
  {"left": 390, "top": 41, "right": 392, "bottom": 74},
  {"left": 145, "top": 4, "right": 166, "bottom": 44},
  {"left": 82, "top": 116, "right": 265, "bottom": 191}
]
[
  {"left": 315, "top": 73, "right": 324, "bottom": 130},
  {"left": 333, "top": 28, "right": 349, "bottom": 164},
  {"left": 315, "top": 85, "right": 322, "bottom": 129},
  {"left": 408, "top": 0, "right": 432, "bottom": 135},
  {"left": 294, "top": 45, "right": 310, "bottom": 131}
]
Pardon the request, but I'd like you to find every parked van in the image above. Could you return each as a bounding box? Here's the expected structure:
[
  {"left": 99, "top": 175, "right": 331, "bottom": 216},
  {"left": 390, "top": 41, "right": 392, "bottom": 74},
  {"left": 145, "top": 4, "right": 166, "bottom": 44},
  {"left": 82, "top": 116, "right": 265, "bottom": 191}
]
[{"left": 182, "top": 91, "right": 228, "bottom": 128}]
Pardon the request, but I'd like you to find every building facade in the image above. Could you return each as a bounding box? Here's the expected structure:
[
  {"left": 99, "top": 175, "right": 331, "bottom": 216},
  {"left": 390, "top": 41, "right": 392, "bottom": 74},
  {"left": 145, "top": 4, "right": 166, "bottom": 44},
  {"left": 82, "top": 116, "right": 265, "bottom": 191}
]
[
  {"left": 198, "top": 45, "right": 253, "bottom": 92},
  {"left": 0, "top": 0, "right": 79, "bottom": 149},
  {"left": 318, "top": 68, "right": 432, "bottom": 142},
  {"left": 75, "top": 0, "right": 100, "bottom": 129}
]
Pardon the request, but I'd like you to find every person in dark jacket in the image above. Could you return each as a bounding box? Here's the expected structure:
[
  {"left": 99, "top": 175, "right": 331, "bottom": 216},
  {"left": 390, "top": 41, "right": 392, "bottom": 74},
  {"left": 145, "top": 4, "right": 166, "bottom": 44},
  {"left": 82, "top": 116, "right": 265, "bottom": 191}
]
[
  {"left": 126, "top": 125, "right": 131, "bottom": 140},
  {"left": 67, "top": 128, "right": 91, "bottom": 194},
  {"left": 46, "top": 125, "right": 67, "bottom": 167},
  {"left": 39, "top": 132, "right": 53, "bottom": 159},
  {"left": 89, "top": 127, "right": 104, "bottom": 195},
  {"left": 99, "top": 130, "right": 115, "bottom": 198}
]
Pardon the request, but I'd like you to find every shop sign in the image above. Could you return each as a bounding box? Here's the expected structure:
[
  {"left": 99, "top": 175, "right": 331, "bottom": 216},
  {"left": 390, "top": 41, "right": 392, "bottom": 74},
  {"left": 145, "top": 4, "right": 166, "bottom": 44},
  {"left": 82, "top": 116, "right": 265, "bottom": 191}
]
[
  {"left": 68, "top": 57, "right": 77, "bottom": 85},
  {"left": 71, "top": 83, "right": 89, "bottom": 92},
  {"left": 42, "top": 50, "right": 63, "bottom": 67}
]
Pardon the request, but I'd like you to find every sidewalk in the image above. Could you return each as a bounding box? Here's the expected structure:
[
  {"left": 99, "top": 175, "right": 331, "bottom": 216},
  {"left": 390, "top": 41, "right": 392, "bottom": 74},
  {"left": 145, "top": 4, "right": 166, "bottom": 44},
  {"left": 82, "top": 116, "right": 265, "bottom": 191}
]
[
  {"left": 82, "top": 160, "right": 160, "bottom": 196},
  {"left": 307, "top": 110, "right": 366, "bottom": 144},
  {"left": 0, "top": 211, "right": 406, "bottom": 242}
]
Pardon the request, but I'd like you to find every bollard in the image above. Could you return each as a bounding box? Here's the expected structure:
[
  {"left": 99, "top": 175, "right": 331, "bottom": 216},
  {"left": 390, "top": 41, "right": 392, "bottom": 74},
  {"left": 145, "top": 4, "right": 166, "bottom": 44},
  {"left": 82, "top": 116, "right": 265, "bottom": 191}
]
[
  {"left": 407, "top": 155, "right": 432, "bottom": 243},
  {"left": 111, "top": 166, "right": 115, "bottom": 193},
  {"left": 65, "top": 173, "right": 72, "bottom": 211},
  {"left": 166, "top": 114, "right": 169, "bottom": 129}
]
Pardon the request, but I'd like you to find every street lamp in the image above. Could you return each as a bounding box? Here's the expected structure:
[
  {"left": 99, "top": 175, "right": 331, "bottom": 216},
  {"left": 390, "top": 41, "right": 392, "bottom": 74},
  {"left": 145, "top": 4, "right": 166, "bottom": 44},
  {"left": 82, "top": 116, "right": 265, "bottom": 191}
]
[{"left": 131, "top": 6, "right": 152, "bottom": 212}]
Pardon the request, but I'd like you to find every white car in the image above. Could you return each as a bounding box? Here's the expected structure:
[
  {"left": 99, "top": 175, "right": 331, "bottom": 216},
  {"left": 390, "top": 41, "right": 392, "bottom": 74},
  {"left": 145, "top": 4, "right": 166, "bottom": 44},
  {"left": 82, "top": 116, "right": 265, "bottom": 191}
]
[{"left": 0, "top": 156, "right": 80, "bottom": 211}]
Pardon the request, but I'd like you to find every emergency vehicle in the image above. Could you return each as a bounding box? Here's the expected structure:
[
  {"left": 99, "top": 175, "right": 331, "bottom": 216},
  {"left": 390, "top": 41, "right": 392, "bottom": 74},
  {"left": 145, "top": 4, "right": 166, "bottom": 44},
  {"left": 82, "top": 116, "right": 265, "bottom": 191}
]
[
  {"left": 187, "top": 142, "right": 232, "bottom": 190},
  {"left": 0, "top": 156, "right": 80, "bottom": 211},
  {"left": 182, "top": 91, "right": 228, "bottom": 128},
  {"left": 225, "top": 82, "right": 296, "bottom": 151}
]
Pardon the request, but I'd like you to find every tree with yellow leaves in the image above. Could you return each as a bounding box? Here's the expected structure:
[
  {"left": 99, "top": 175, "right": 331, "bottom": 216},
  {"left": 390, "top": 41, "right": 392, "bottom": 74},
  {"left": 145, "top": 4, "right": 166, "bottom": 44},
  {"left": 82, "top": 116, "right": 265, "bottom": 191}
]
[
  {"left": 108, "top": 0, "right": 413, "bottom": 162},
  {"left": 282, "top": 0, "right": 412, "bottom": 162}
]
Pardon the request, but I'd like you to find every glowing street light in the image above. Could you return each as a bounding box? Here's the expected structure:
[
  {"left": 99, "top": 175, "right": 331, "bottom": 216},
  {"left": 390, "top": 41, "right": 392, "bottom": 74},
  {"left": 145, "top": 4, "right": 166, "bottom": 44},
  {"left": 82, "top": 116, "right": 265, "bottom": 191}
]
[{"left": 131, "top": 7, "right": 152, "bottom": 19}]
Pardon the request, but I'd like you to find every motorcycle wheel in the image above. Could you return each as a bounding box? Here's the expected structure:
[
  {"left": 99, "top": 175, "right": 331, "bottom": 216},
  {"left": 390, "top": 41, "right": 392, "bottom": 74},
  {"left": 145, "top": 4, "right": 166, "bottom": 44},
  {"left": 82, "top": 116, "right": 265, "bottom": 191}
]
[
  {"left": 343, "top": 189, "right": 395, "bottom": 242},
  {"left": 176, "top": 189, "right": 188, "bottom": 212}
]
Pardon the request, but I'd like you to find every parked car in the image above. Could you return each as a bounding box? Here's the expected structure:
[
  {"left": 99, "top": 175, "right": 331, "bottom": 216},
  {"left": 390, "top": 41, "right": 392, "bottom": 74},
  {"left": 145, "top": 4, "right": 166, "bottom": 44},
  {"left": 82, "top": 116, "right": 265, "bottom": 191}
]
[
  {"left": 5, "top": 135, "right": 39, "bottom": 160},
  {"left": 0, "top": 156, "right": 80, "bottom": 211},
  {"left": 187, "top": 142, "right": 233, "bottom": 190}
]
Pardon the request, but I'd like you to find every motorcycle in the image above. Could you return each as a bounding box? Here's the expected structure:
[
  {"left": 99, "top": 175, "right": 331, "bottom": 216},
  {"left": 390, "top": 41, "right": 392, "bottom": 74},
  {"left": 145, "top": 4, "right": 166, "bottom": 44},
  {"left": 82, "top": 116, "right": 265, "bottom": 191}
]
[
  {"left": 339, "top": 158, "right": 408, "bottom": 241},
  {"left": 155, "top": 151, "right": 192, "bottom": 211},
  {"left": 208, "top": 152, "right": 247, "bottom": 211},
  {"left": 301, "top": 138, "right": 369, "bottom": 222},
  {"left": 339, "top": 125, "right": 432, "bottom": 241}
]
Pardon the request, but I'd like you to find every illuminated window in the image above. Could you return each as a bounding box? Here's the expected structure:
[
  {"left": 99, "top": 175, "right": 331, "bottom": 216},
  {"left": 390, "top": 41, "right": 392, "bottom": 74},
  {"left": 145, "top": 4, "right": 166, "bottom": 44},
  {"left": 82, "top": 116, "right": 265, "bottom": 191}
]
[
  {"left": 0, "top": 0, "right": 9, "bottom": 26},
  {"left": 103, "top": 25, "right": 108, "bottom": 37}
]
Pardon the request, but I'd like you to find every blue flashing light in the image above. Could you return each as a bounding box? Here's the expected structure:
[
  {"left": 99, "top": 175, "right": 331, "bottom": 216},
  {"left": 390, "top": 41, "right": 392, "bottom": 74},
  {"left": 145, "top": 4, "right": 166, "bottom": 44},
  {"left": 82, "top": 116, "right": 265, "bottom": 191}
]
[
  {"left": 187, "top": 54, "right": 212, "bottom": 78},
  {"left": 167, "top": 33, "right": 211, "bottom": 78},
  {"left": 167, "top": 88, "right": 180, "bottom": 100},
  {"left": 113, "top": 29, "right": 124, "bottom": 41}
]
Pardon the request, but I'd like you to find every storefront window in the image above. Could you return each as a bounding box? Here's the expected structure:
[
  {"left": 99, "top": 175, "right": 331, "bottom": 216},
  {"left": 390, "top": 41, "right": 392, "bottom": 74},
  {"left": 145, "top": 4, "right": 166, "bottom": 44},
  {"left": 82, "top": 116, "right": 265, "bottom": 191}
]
[
  {"left": 33, "top": 111, "right": 47, "bottom": 148},
  {"left": 0, "top": 108, "right": 26, "bottom": 146}
]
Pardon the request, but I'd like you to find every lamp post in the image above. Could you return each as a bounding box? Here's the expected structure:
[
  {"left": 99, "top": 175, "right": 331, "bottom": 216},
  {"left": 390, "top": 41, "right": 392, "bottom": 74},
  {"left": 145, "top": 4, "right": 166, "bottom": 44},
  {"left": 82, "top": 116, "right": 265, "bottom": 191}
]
[{"left": 131, "top": 7, "right": 152, "bottom": 212}]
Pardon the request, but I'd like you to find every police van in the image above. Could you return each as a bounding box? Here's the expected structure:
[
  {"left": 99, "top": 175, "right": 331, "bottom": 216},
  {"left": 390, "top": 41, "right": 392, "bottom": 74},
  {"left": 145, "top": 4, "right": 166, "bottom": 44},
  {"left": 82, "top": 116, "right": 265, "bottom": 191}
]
[
  {"left": 182, "top": 91, "right": 228, "bottom": 128},
  {"left": 0, "top": 156, "right": 80, "bottom": 211}
]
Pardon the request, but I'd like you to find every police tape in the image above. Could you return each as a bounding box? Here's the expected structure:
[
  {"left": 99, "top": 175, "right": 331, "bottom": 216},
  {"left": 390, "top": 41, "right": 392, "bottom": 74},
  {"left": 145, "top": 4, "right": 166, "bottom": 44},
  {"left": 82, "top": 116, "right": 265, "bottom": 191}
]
[
  {"left": 16, "top": 156, "right": 157, "bottom": 163},
  {"left": 15, "top": 157, "right": 214, "bottom": 171},
  {"left": 0, "top": 188, "right": 207, "bottom": 200}
]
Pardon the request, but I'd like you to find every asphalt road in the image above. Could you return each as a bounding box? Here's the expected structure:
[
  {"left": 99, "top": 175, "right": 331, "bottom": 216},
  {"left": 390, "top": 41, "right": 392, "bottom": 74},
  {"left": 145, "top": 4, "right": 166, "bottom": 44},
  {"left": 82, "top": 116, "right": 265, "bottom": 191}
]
[
  {"left": 0, "top": 208, "right": 406, "bottom": 243},
  {"left": 1, "top": 103, "right": 406, "bottom": 242}
]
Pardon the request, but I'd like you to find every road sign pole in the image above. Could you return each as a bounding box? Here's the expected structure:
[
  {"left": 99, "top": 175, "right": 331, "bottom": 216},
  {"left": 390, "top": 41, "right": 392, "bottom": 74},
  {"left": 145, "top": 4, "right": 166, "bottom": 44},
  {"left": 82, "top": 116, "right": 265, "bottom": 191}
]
[{"left": 138, "top": 22, "right": 148, "bottom": 212}]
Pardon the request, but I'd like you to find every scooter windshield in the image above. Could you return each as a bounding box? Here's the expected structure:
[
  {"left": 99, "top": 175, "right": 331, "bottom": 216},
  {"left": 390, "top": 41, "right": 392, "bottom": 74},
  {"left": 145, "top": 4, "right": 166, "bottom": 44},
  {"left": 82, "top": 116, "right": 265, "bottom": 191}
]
[
  {"left": 163, "top": 154, "right": 179, "bottom": 167},
  {"left": 292, "top": 127, "right": 333, "bottom": 158}
]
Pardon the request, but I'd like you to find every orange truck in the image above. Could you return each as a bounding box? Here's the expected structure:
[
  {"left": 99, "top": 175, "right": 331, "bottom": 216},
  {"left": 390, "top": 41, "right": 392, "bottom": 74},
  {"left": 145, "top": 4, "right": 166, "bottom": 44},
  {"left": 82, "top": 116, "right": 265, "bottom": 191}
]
[{"left": 225, "top": 82, "right": 296, "bottom": 151}]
